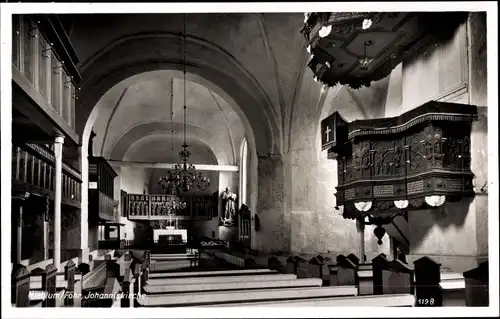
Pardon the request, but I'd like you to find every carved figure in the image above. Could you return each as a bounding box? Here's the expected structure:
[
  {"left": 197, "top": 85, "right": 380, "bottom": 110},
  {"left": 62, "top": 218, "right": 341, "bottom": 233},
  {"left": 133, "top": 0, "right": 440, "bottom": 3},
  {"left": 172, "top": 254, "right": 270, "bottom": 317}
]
[{"left": 221, "top": 187, "right": 237, "bottom": 222}]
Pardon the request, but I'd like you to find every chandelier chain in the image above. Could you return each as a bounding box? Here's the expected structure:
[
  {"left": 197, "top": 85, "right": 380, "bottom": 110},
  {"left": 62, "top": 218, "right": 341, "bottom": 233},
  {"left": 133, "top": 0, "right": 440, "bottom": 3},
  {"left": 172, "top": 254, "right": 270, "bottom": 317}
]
[
  {"left": 158, "top": 13, "right": 210, "bottom": 195},
  {"left": 183, "top": 13, "right": 187, "bottom": 149}
]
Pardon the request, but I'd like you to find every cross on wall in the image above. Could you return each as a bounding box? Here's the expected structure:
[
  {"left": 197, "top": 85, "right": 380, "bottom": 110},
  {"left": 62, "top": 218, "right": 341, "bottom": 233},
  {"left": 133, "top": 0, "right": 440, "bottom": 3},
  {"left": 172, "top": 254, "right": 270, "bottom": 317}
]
[{"left": 325, "top": 126, "right": 332, "bottom": 142}]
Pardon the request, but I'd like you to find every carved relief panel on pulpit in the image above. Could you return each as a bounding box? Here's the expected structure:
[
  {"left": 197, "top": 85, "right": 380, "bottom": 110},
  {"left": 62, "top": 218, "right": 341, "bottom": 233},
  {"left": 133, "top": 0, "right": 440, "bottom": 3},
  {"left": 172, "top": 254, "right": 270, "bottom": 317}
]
[{"left": 322, "top": 101, "right": 478, "bottom": 224}]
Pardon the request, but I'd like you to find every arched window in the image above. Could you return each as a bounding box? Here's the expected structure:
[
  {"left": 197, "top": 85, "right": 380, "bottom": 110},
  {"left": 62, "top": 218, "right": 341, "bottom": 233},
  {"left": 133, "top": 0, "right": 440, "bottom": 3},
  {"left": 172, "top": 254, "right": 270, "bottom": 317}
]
[{"left": 239, "top": 138, "right": 248, "bottom": 205}]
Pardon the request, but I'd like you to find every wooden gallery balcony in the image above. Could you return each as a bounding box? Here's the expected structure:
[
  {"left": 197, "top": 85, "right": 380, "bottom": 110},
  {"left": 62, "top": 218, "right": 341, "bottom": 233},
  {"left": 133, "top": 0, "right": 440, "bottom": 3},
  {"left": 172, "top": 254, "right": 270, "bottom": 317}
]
[
  {"left": 12, "top": 143, "right": 82, "bottom": 208},
  {"left": 88, "top": 157, "right": 118, "bottom": 222},
  {"left": 12, "top": 14, "right": 81, "bottom": 146}
]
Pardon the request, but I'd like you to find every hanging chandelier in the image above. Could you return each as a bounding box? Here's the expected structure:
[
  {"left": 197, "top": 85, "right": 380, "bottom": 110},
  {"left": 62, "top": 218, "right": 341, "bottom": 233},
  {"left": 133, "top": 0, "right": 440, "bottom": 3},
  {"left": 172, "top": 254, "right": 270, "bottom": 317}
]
[
  {"left": 159, "top": 13, "right": 210, "bottom": 193},
  {"left": 158, "top": 178, "right": 187, "bottom": 212}
]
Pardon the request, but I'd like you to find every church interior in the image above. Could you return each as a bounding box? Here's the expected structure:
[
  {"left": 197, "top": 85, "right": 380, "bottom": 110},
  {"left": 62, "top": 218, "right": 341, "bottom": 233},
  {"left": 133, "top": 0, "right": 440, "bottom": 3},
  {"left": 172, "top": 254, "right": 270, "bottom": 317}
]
[{"left": 6, "top": 9, "right": 493, "bottom": 310}]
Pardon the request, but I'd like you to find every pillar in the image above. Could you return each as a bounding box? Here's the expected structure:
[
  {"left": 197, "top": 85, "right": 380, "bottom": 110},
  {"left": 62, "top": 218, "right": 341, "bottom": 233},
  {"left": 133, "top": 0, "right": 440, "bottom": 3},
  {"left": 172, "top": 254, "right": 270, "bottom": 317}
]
[
  {"left": 254, "top": 154, "right": 289, "bottom": 253},
  {"left": 16, "top": 203, "right": 23, "bottom": 264},
  {"left": 53, "top": 136, "right": 64, "bottom": 268},
  {"left": 44, "top": 196, "right": 50, "bottom": 260},
  {"left": 357, "top": 218, "right": 366, "bottom": 264},
  {"left": 80, "top": 147, "right": 90, "bottom": 263}
]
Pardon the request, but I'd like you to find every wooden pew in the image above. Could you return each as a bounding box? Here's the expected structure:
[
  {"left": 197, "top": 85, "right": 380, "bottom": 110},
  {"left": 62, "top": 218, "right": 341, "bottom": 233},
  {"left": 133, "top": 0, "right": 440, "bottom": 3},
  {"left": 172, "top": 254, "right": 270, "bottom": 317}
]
[
  {"left": 357, "top": 266, "right": 374, "bottom": 295},
  {"left": 150, "top": 268, "right": 277, "bottom": 279},
  {"left": 285, "top": 256, "right": 305, "bottom": 275},
  {"left": 14, "top": 256, "right": 82, "bottom": 308},
  {"left": 144, "top": 278, "right": 324, "bottom": 294},
  {"left": 316, "top": 255, "right": 337, "bottom": 285},
  {"left": 81, "top": 260, "right": 108, "bottom": 291},
  {"left": 141, "top": 250, "right": 151, "bottom": 286},
  {"left": 345, "top": 253, "right": 374, "bottom": 295},
  {"left": 207, "top": 293, "right": 416, "bottom": 307},
  {"left": 80, "top": 251, "right": 136, "bottom": 307},
  {"left": 63, "top": 260, "right": 76, "bottom": 306},
  {"left": 463, "top": 261, "right": 489, "bottom": 306},
  {"left": 12, "top": 264, "right": 30, "bottom": 307},
  {"left": 268, "top": 256, "right": 287, "bottom": 273},
  {"left": 382, "top": 259, "right": 414, "bottom": 295},
  {"left": 213, "top": 251, "right": 257, "bottom": 269},
  {"left": 81, "top": 256, "right": 113, "bottom": 307},
  {"left": 150, "top": 252, "right": 199, "bottom": 271},
  {"left": 373, "top": 254, "right": 414, "bottom": 297},
  {"left": 30, "top": 264, "right": 58, "bottom": 307},
  {"left": 347, "top": 253, "right": 360, "bottom": 265},
  {"left": 128, "top": 250, "right": 152, "bottom": 303},
  {"left": 336, "top": 254, "right": 357, "bottom": 285},
  {"left": 439, "top": 277, "right": 466, "bottom": 306},
  {"left": 121, "top": 266, "right": 134, "bottom": 308},
  {"left": 372, "top": 254, "right": 389, "bottom": 295},
  {"left": 137, "top": 286, "right": 358, "bottom": 307},
  {"left": 414, "top": 257, "right": 463, "bottom": 307},
  {"left": 147, "top": 273, "right": 298, "bottom": 286},
  {"left": 296, "top": 256, "right": 321, "bottom": 279},
  {"left": 295, "top": 255, "right": 335, "bottom": 286},
  {"left": 102, "top": 260, "right": 122, "bottom": 307}
]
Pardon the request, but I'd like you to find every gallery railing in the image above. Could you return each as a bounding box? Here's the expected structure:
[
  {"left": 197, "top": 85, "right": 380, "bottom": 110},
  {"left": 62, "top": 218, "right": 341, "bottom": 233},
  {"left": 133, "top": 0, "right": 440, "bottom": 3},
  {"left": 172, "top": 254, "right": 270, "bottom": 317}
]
[
  {"left": 12, "top": 14, "right": 80, "bottom": 131},
  {"left": 12, "top": 143, "right": 82, "bottom": 207}
]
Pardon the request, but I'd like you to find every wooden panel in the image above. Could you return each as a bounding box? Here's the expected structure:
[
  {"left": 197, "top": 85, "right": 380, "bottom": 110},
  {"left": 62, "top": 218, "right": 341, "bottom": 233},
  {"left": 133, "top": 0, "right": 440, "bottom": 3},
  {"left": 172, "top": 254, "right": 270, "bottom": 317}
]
[
  {"left": 22, "top": 16, "right": 35, "bottom": 85},
  {"left": 121, "top": 190, "right": 128, "bottom": 217},
  {"left": 38, "top": 33, "right": 50, "bottom": 99},
  {"left": 12, "top": 67, "right": 80, "bottom": 145},
  {"left": 12, "top": 15, "right": 21, "bottom": 69},
  {"left": 50, "top": 50, "right": 61, "bottom": 114}
]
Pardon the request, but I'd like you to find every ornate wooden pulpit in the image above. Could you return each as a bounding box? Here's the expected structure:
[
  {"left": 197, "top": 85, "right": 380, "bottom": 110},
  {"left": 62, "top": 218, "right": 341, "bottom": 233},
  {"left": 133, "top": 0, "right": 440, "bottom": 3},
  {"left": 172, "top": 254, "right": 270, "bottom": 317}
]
[{"left": 321, "top": 101, "right": 478, "bottom": 243}]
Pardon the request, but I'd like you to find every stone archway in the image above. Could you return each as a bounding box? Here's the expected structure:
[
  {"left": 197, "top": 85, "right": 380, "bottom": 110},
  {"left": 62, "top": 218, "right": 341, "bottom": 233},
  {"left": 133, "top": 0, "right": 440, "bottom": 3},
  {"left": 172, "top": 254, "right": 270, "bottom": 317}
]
[
  {"left": 76, "top": 32, "right": 280, "bottom": 156},
  {"left": 77, "top": 34, "right": 281, "bottom": 253}
]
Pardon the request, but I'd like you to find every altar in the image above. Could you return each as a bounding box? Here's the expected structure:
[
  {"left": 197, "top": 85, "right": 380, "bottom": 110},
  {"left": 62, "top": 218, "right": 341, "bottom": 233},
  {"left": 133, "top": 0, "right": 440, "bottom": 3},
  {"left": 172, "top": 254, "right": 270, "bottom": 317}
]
[{"left": 153, "top": 227, "right": 188, "bottom": 243}]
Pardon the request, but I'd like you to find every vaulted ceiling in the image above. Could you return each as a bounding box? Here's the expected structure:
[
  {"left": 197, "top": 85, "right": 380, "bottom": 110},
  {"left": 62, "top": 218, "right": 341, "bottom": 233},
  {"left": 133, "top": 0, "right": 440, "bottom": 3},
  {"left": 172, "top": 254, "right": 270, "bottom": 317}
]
[
  {"left": 91, "top": 70, "right": 244, "bottom": 165},
  {"left": 69, "top": 13, "right": 310, "bottom": 156}
]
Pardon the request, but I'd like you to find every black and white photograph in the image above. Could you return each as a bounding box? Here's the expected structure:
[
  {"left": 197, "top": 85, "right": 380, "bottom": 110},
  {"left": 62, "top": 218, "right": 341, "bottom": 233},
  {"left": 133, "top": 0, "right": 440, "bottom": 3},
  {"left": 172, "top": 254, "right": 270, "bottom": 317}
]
[{"left": 1, "top": 1, "right": 498, "bottom": 317}]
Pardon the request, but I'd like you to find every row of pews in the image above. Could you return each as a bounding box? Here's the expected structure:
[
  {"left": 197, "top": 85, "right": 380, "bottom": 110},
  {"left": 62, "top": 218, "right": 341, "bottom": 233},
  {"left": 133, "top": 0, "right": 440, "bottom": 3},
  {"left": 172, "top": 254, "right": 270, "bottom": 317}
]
[
  {"left": 268, "top": 253, "right": 489, "bottom": 307},
  {"left": 131, "top": 251, "right": 414, "bottom": 307},
  {"left": 12, "top": 249, "right": 488, "bottom": 308},
  {"left": 12, "top": 258, "right": 80, "bottom": 307},
  {"left": 11, "top": 250, "right": 152, "bottom": 308}
]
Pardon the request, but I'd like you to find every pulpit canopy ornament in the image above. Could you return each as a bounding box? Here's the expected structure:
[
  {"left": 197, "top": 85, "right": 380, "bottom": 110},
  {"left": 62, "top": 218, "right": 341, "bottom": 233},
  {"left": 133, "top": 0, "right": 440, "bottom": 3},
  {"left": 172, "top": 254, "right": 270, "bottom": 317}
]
[
  {"left": 324, "top": 101, "right": 478, "bottom": 242},
  {"left": 301, "top": 12, "right": 468, "bottom": 89}
]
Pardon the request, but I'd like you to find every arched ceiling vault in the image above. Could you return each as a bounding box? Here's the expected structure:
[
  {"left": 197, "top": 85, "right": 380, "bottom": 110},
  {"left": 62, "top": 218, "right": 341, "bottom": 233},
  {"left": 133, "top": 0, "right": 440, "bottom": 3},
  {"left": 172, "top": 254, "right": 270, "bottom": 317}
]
[
  {"left": 92, "top": 70, "right": 243, "bottom": 166},
  {"left": 108, "top": 121, "right": 230, "bottom": 165},
  {"left": 71, "top": 13, "right": 309, "bottom": 156},
  {"left": 123, "top": 134, "right": 219, "bottom": 165}
]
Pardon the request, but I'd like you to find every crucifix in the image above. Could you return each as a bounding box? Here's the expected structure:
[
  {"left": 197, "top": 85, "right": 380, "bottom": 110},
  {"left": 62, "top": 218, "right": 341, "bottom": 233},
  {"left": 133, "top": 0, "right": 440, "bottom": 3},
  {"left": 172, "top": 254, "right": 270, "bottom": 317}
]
[{"left": 325, "top": 126, "right": 332, "bottom": 142}]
